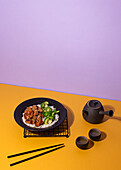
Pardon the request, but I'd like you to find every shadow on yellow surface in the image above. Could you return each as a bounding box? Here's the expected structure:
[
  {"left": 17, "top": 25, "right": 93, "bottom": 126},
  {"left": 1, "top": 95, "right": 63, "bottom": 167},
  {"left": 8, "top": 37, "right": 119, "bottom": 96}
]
[
  {"left": 100, "top": 131, "right": 107, "bottom": 141},
  {"left": 64, "top": 105, "right": 75, "bottom": 127},
  {"left": 110, "top": 116, "right": 121, "bottom": 121},
  {"left": 102, "top": 105, "right": 115, "bottom": 123}
]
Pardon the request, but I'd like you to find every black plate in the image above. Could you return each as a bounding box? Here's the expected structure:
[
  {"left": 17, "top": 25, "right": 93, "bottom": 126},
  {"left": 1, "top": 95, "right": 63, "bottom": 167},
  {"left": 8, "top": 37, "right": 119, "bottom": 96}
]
[{"left": 14, "top": 97, "right": 67, "bottom": 132}]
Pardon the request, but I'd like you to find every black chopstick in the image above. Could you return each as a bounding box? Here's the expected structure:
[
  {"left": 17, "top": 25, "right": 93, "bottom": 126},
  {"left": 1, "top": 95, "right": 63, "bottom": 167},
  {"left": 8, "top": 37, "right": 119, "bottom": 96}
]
[
  {"left": 10, "top": 145, "right": 65, "bottom": 166},
  {"left": 7, "top": 143, "right": 64, "bottom": 158}
]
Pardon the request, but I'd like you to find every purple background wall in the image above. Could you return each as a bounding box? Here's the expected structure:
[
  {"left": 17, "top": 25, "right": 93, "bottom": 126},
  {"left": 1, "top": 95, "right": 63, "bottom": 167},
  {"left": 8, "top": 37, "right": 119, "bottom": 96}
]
[{"left": 0, "top": 0, "right": 121, "bottom": 100}]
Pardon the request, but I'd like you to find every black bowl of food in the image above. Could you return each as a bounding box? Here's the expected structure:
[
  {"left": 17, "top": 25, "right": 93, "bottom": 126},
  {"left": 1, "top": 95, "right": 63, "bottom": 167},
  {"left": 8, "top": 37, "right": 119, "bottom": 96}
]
[
  {"left": 14, "top": 97, "right": 67, "bottom": 132},
  {"left": 76, "top": 136, "right": 89, "bottom": 149},
  {"left": 89, "top": 128, "right": 101, "bottom": 141}
]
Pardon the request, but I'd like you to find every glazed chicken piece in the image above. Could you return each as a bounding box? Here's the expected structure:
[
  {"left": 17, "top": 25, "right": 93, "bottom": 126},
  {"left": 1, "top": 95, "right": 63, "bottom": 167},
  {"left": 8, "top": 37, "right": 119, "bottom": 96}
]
[
  {"left": 39, "top": 113, "right": 44, "bottom": 118},
  {"left": 29, "top": 112, "right": 34, "bottom": 118},
  {"left": 35, "top": 118, "right": 44, "bottom": 126},
  {"left": 40, "top": 120, "right": 44, "bottom": 125},
  {"left": 32, "top": 105, "right": 37, "bottom": 111},
  {"left": 24, "top": 107, "right": 33, "bottom": 114},
  {"left": 24, "top": 113, "right": 30, "bottom": 120},
  {"left": 36, "top": 116, "right": 42, "bottom": 121},
  {"left": 33, "top": 115, "right": 37, "bottom": 120},
  {"left": 27, "top": 110, "right": 33, "bottom": 115},
  {"left": 35, "top": 121, "right": 41, "bottom": 127},
  {"left": 27, "top": 107, "right": 32, "bottom": 112},
  {"left": 24, "top": 109, "right": 28, "bottom": 114},
  {"left": 37, "top": 117, "right": 44, "bottom": 124},
  {"left": 26, "top": 106, "right": 31, "bottom": 110},
  {"left": 31, "top": 119, "right": 36, "bottom": 124},
  {"left": 34, "top": 110, "right": 38, "bottom": 116},
  {"left": 25, "top": 119, "right": 32, "bottom": 124},
  {"left": 38, "top": 107, "right": 43, "bottom": 113}
]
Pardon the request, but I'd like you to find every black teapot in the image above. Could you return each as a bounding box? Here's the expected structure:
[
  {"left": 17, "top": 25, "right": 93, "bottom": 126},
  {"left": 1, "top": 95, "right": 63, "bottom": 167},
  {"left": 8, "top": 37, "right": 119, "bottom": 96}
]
[{"left": 82, "top": 100, "right": 114, "bottom": 124}]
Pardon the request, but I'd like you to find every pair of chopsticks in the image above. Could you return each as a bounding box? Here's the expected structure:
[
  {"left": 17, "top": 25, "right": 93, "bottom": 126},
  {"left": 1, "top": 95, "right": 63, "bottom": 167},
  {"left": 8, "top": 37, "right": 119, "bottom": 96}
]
[{"left": 7, "top": 143, "right": 65, "bottom": 166}]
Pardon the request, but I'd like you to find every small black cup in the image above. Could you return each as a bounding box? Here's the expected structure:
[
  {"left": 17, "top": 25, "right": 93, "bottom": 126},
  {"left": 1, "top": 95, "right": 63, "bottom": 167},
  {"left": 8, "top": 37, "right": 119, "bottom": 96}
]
[
  {"left": 89, "top": 128, "right": 101, "bottom": 141},
  {"left": 76, "top": 136, "right": 89, "bottom": 149}
]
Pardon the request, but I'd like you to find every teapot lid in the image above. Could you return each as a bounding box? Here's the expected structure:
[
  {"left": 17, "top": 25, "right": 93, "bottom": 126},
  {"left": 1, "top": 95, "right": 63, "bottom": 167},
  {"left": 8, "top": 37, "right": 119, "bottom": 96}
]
[{"left": 87, "top": 100, "right": 102, "bottom": 109}]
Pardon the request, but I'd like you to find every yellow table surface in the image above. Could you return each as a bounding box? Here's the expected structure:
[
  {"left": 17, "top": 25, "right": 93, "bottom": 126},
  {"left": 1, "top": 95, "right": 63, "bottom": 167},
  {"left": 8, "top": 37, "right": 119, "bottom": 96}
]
[{"left": 0, "top": 84, "right": 121, "bottom": 170}]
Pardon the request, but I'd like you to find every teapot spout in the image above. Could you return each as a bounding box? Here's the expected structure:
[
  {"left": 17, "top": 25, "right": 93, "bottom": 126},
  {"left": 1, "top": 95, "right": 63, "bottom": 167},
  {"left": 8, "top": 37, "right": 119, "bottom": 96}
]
[{"left": 99, "top": 110, "right": 113, "bottom": 117}]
